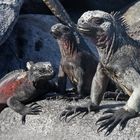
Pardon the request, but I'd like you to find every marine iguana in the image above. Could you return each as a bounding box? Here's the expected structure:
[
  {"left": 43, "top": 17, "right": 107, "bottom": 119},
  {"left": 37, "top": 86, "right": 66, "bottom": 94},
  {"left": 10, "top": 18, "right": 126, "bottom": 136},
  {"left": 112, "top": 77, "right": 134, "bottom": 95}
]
[
  {"left": 0, "top": 61, "right": 57, "bottom": 124},
  {"left": 50, "top": 23, "right": 98, "bottom": 99},
  {"left": 60, "top": 10, "right": 140, "bottom": 135},
  {"left": 42, "top": 0, "right": 93, "bottom": 54}
]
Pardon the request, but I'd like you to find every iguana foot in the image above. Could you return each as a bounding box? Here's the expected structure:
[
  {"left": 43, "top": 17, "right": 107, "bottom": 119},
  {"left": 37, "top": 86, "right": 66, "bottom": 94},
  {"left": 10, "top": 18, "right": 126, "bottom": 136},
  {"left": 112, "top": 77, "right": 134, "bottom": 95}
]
[
  {"left": 103, "top": 90, "right": 129, "bottom": 101},
  {"left": 60, "top": 102, "right": 99, "bottom": 122},
  {"left": 21, "top": 102, "right": 42, "bottom": 124},
  {"left": 96, "top": 108, "right": 138, "bottom": 136}
]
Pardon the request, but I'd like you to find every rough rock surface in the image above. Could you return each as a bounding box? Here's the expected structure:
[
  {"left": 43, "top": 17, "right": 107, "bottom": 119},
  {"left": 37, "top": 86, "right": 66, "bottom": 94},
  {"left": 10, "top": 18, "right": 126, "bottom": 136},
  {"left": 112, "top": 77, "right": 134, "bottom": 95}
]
[
  {"left": 0, "top": 14, "right": 97, "bottom": 78},
  {"left": 0, "top": 99, "right": 140, "bottom": 140},
  {"left": 123, "top": 1, "right": 140, "bottom": 40},
  {"left": 0, "top": 0, "right": 23, "bottom": 45},
  {"left": 123, "top": 1, "right": 140, "bottom": 27}
]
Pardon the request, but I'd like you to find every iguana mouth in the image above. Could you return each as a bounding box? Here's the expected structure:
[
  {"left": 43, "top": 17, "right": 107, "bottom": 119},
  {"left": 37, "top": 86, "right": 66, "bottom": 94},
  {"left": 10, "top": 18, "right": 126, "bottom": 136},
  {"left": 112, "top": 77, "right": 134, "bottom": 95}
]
[
  {"left": 77, "top": 25, "right": 97, "bottom": 37},
  {"left": 35, "top": 71, "right": 55, "bottom": 82},
  {"left": 77, "top": 26, "right": 91, "bottom": 32}
]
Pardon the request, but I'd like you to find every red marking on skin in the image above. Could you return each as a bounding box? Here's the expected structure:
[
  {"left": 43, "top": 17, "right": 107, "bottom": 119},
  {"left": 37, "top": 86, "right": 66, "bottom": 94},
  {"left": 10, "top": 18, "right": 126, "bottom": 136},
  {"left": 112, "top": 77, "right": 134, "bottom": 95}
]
[
  {"left": 63, "top": 44, "right": 69, "bottom": 50},
  {"left": 99, "top": 35, "right": 107, "bottom": 43},
  {"left": 0, "top": 77, "right": 27, "bottom": 102}
]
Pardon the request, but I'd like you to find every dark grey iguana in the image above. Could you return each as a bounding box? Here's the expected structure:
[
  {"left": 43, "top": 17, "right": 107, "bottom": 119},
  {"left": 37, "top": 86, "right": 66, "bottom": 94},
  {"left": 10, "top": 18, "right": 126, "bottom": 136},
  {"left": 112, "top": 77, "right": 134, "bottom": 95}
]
[
  {"left": 60, "top": 10, "right": 140, "bottom": 135},
  {"left": 42, "top": 0, "right": 93, "bottom": 55},
  {"left": 0, "top": 61, "right": 57, "bottom": 124},
  {"left": 50, "top": 23, "right": 98, "bottom": 99}
]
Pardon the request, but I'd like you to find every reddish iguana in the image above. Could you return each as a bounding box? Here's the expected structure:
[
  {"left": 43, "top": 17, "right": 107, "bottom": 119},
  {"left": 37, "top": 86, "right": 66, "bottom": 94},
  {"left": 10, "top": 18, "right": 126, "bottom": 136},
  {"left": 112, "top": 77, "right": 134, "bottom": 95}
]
[
  {"left": 0, "top": 61, "right": 57, "bottom": 124},
  {"left": 60, "top": 10, "right": 140, "bottom": 135},
  {"left": 51, "top": 23, "right": 98, "bottom": 99}
]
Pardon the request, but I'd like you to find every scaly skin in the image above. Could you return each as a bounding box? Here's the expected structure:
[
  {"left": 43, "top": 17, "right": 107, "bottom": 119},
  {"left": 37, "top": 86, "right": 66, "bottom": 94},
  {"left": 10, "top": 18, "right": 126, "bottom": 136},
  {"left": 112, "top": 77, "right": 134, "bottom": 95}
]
[
  {"left": 51, "top": 23, "right": 98, "bottom": 99},
  {"left": 0, "top": 61, "right": 57, "bottom": 124},
  {"left": 77, "top": 10, "right": 140, "bottom": 135}
]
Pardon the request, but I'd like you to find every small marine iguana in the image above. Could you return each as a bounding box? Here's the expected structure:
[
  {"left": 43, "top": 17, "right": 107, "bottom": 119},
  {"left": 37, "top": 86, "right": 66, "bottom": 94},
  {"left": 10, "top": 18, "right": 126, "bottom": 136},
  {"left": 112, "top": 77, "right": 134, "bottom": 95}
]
[
  {"left": 51, "top": 23, "right": 98, "bottom": 99},
  {"left": 60, "top": 10, "right": 140, "bottom": 135},
  {"left": 0, "top": 61, "right": 57, "bottom": 124},
  {"left": 42, "top": 0, "right": 93, "bottom": 54}
]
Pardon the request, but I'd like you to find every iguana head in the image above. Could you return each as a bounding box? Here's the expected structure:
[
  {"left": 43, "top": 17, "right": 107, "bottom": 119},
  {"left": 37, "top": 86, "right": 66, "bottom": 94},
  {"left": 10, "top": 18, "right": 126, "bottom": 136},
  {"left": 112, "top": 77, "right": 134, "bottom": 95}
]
[
  {"left": 77, "top": 10, "right": 115, "bottom": 45},
  {"left": 26, "top": 61, "right": 55, "bottom": 82},
  {"left": 77, "top": 10, "right": 128, "bottom": 48},
  {"left": 50, "top": 23, "right": 78, "bottom": 55},
  {"left": 51, "top": 23, "right": 74, "bottom": 39}
]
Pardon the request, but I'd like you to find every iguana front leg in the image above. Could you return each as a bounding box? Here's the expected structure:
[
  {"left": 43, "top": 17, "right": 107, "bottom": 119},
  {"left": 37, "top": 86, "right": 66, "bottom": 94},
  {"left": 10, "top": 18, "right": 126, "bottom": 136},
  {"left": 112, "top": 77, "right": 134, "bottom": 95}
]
[
  {"left": 96, "top": 68, "right": 140, "bottom": 135},
  {"left": 58, "top": 65, "right": 67, "bottom": 95},
  {"left": 60, "top": 63, "right": 109, "bottom": 122},
  {"left": 90, "top": 63, "right": 109, "bottom": 105},
  {"left": 63, "top": 67, "right": 85, "bottom": 101},
  {"left": 7, "top": 96, "right": 42, "bottom": 124}
]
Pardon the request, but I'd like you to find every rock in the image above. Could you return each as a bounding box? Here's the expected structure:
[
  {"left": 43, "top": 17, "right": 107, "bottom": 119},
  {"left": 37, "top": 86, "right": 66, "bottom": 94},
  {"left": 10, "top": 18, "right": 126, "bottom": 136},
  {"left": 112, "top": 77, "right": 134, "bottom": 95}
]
[
  {"left": 0, "top": 0, "right": 23, "bottom": 46},
  {"left": 0, "top": 14, "right": 97, "bottom": 78},
  {"left": 122, "top": 1, "right": 140, "bottom": 40},
  {"left": 0, "top": 99, "right": 140, "bottom": 139},
  {"left": 127, "top": 21, "right": 140, "bottom": 41},
  {"left": 123, "top": 1, "right": 140, "bottom": 27},
  {"left": 0, "top": 14, "right": 60, "bottom": 78}
]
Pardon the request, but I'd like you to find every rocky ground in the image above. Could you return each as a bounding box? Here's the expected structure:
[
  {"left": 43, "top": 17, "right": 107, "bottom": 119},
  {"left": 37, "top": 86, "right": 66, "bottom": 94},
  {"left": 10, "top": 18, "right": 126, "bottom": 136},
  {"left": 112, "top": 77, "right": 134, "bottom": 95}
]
[{"left": 0, "top": 99, "right": 140, "bottom": 140}]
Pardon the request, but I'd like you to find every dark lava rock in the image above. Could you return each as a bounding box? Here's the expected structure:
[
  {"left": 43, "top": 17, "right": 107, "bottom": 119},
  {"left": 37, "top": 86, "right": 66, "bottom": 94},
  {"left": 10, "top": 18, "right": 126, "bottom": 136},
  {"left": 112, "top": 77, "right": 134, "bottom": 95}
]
[{"left": 0, "top": 0, "right": 23, "bottom": 45}]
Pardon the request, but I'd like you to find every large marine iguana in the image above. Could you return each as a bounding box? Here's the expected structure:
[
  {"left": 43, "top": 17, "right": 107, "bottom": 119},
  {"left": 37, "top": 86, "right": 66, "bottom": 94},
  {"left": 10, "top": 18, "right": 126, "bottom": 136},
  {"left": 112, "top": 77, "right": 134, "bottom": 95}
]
[
  {"left": 60, "top": 10, "right": 140, "bottom": 135},
  {"left": 0, "top": 61, "right": 57, "bottom": 124},
  {"left": 50, "top": 23, "right": 98, "bottom": 99}
]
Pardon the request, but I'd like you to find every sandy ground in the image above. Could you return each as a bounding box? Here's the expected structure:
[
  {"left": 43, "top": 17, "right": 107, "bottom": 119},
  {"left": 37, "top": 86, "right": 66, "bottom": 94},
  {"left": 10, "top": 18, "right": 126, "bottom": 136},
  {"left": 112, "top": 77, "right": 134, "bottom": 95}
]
[{"left": 0, "top": 98, "right": 140, "bottom": 140}]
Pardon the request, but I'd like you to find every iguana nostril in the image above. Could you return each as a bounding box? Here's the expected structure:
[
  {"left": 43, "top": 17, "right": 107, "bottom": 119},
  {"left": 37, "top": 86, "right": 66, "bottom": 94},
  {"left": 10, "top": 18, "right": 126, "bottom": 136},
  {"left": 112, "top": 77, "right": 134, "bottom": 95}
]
[{"left": 81, "top": 19, "right": 85, "bottom": 23}]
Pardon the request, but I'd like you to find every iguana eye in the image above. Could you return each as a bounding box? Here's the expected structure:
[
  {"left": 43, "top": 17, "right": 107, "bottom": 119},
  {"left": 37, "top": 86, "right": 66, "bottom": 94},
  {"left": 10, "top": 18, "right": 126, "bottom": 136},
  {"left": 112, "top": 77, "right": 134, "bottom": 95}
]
[
  {"left": 63, "top": 27, "right": 70, "bottom": 32},
  {"left": 94, "top": 18, "right": 104, "bottom": 25},
  {"left": 39, "top": 68, "right": 46, "bottom": 73}
]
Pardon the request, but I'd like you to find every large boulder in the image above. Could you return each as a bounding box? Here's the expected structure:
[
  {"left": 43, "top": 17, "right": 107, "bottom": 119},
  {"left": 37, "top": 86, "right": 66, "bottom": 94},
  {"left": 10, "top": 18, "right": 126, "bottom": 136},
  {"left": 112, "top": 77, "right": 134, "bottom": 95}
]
[
  {"left": 0, "top": 0, "right": 23, "bottom": 45},
  {"left": 122, "top": 1, "right": 140, "bottom": 40},
  {"left": 0, "top": 15, "right": 60, "bottom": 77},
  {"left": 123, "top": 1, "right": 140, "bottom": 27}
]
